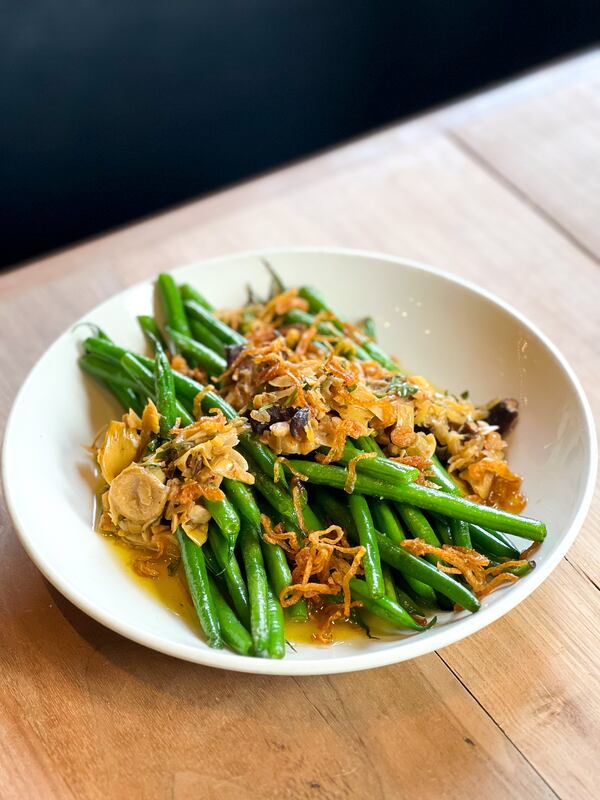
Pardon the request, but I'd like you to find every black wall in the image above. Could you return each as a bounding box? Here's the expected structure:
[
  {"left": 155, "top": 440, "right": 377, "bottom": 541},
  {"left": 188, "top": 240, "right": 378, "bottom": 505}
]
[{"left": 1, "top": 1, "right": 599, "bottom": 268}]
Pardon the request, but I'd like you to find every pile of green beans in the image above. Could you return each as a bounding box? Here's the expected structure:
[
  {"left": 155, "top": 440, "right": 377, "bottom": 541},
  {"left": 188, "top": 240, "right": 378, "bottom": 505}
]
[{"left": 79, "top": 273, "right": 543, "bottom": 659}]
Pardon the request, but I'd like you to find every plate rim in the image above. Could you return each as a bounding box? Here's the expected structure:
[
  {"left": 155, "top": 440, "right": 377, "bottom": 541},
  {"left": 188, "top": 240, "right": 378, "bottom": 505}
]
[{"left": 2, "top": 246, "right": 597, "bottom": 675}]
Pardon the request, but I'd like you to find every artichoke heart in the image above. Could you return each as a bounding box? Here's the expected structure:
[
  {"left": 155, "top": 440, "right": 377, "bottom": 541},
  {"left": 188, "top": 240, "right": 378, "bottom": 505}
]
[
  {"left": 97, "top": 420, "right": 141, "bottom": 484},
  {"left": 108, "top": 464, "right": 168, "bottom": 526}
]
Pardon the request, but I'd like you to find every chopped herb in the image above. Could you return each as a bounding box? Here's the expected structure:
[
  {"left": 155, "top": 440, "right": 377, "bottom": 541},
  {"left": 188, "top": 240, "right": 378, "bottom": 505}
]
[
  {"left": 282, "top": 387, "right": 299, "bottom": 407},
  {"left": 460, "top": 390, "right": 470, "bottom": 400},
  {"left": 375, "top": 375, "right": 418, "bottom": 398}
]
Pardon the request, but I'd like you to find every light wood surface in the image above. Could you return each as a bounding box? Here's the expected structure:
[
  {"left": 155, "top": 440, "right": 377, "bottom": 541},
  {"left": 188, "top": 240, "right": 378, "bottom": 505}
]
[{"left": 1, "top": 51, "right": 599, "bottom": 800}]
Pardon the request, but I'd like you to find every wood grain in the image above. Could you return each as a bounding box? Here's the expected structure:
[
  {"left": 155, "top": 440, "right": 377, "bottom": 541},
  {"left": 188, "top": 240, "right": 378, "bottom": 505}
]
[
  {"left": 1, "top": 53, "right": 599, "bottom": 799},
  {"left": 447, "top": 50, "right": 600, "bottom": 260}
]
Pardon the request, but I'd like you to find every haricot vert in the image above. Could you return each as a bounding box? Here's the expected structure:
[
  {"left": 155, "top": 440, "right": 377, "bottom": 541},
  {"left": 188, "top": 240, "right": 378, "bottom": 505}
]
[{"left": 81, "top": 271, "right": 543, "bottom": 659}]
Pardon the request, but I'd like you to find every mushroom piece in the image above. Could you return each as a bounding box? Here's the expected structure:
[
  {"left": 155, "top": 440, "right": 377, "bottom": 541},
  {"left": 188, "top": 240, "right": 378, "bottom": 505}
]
[
  {"left": 108, "top": 464, "right": 168, "bottom": 526},
  {"left": 486, "top": 399, "right": 519, "bottom": 436}
]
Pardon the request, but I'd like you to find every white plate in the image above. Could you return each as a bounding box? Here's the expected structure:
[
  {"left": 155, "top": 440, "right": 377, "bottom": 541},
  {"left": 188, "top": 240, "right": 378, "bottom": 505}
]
[{"left": 3, "top": 248, "right": 596, "bottom": 675}]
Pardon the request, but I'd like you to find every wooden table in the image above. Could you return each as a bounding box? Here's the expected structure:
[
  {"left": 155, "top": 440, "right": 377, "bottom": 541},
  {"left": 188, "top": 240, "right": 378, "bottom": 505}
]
[{"left": 1, "top": 51, "right": 599, "bottom": 800}]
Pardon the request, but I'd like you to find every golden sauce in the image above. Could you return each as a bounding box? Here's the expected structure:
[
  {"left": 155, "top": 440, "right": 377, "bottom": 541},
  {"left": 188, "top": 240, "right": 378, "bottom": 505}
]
[
  {"left": 110, "top": 537, "right": 367, "bottom": 646},
  {"left": 109, "top": 537, "right": 200, "bottom": 632},
  {"left": 97, "top": 480, "right": 374, "bottom": 650},
  {"left": 95, "top": 477, "right": 197, "bottom": 631},
  {"left": 285, "top": 616, "right": 366, "bottom": 646}
]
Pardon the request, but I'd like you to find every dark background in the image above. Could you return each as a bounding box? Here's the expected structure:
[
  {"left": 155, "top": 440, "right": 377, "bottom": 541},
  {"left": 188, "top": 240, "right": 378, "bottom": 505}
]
[{"left": 2, "top": 1, "right": 599, "bottom": 269}]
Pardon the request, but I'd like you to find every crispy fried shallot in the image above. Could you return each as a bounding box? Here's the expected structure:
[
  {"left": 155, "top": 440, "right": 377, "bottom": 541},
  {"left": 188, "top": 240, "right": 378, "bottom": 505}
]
[
  {"left": 344, "top": 451, "right": 377, "bottom": 493},
  {"left": 400, "top": 539, "right": 529, "bottom": 599},
  {"left": 215, "top": 286, "right": 525, "bottom": 509},
  {"left": 262, "top": 515, "right": 365, "bottom": 629}
]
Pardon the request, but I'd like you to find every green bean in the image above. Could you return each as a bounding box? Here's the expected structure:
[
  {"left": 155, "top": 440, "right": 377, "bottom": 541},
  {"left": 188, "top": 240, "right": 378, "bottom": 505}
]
[
  {"left": 238, "top": 307, "right": 259, "bottom": 336},
  {"left": 157, "top": 273, "right": 192, "bottom": 336},
  {"left": 206, "top": 532, "right": 250, "bottom": 629},
  {"left": 504, "top": 560, "right": 535, "bottom": 577},
  {"left": 84, "top": 336, "right": 187, "bottom": 393},
  {"left": 362, "top": 317, "right": 377, "bottom": 341},
  {"left": 311, "top": 486, "right": 354, "bottom": 531},
  {"left": 337, "top": 442, "right": 419, "bottom": 483},
  {"left": 350, "top": 606, "right": 373, "bottom": 636},
  {"left": 83, "top": 336, "right": 219, "bottom": 416},
  {"left": 297, "top": 286, "right": 342, "bottom": 325},
  {"left": 266, "top": 585, "right": 286, "bottom": 659},
  {"left": 176, "top": 528, "right": 222, "bottom": 648},
  {"left": 479, "top": 525, "right": 522, "bottom": 553},
  {"left": 207, "top": 574, "right": 253, "bottom": 656},
  {"left": 201, "top": 540, "right": 220, "bottom": 575},
  {"left": 355, "top": 435, "right": 384, "bottom": 455},
  {"left": 262, "top": 539, "right": 308, "bottom": 623},
  {"left": 84, "top": 337, "right": 288, "bottom": 492},
  {"left": 450, "top": 519, "right": 472, "bottom": 549},
  {"left": 431, "top": 461, "right": 514, "bottom": 552},
  {"left": 298, "top": 286, "right": 402, "bottom": 371},
  {"left": 184, "top": 299, "right": 246, "bottom": 347},
  {"left": 312, "top": 487, "right": 477, "bottom": 609},
  {"left": 78, "top": 323, "right": 111, "bottom": 342},
  {"left": 120, "top": 353, "right": 156, "bottom": 400},
  {"left": 369, "top": 499, "right": 437, "bottom": 605},
  {"left": 79, "top": 355, "right": 144, "bottom": 415},
  {"left": 205, "top": 523, "right": 231, "bottom": 569},
  {"left": 284, "top": 308, "right": 371, "bottom": 360},
  {"left": 79, "top": 328, "right": 146, "bottom": 414},
  {"left": 107, "top": 382, "right": 143, "bottom": 415},
  {"left": 369, "top": 500, "right": 405, "bottom": 545},
  {"left": 428, "top": 456, "right": 508, "bottom": 559},
  {"left": 357, "top": 334, "right": 404, "bottom": 371},
  {"left": 257, "top": 514, "right": 308, "bottom": 623},
  {"left": 205, "top": 497, "right": 240, "bottom": 556},
  {"left": 237, "top": 493, "right": 306, "bottom": 622},
  {"left": 238, "top": 521, "right": 270, "bottom": 656},
  {"left": 263, "top": 259, "right": 286, "bottom": 297},
  {"left": 468, "top": 524, "right": 521, "bottom": 560},
  {"left": 285, "top": 460, "right": 546, "bottom": 540},
  {"left": 393, "top": 583, "right": 430, "bottom": 618},
  {"left": 249, "top": 465, "right": 320, "bottom": 533},
  {"left": 238, "top": 432, "right": 289, "bottom": 491},
  {"left": 382, "top": 564, "right": 398, "bottom": 602},
  {"left": 120, "top": 353, "right": 194, "bottom": 426},
  {"left": 153, "top": 344, "right": 178, "bottom": 438},
  {"left": 396, "top": 505, "right": 441, "bottom": 547},
  {"left": 223, "top": 478, "right": 262, "bottom": 530},
  {"left": 348, "top": 495, "right": 384, "bottom": 599},
  {"left": 427, "top": 455, "right": 459, "bottom": 493},
  {"left": 349, "top": 579, "right": 432, "bottom": 630},
  {"left": 180, "top": 283, "right": 214, "bottom": 312},
  {"left": 137, "top": 315, "right": 168, "bottom": 353},
  {"left": 428, "top": 457, "right": 471, "bottom": 547},
  {"left": 166, "top": 326, "right": 227, "bottom": 376},
  {"left": 396, "top": 504, "right": 447, "bottom": 570},
  {"left": 79, "top": 354, "right": 134, "bottom": 389},
  {"left": 189, "top": 319, "right": 227, "bottom": 358},
  {"left": 373, "top": 534, "right": 480, "bottom": 612},
  {"left": 430, "top": 514, "right": 453, "bottom": 546}
]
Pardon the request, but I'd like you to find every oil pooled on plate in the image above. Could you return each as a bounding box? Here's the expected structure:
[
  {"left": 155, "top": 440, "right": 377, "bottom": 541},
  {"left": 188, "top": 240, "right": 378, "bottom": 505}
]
[
  {"left": 109, "top": 537, "right": 367, "bottom": 648},
  {"left": 109, "top": 537, "right": 200, "bottom": 631}
]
